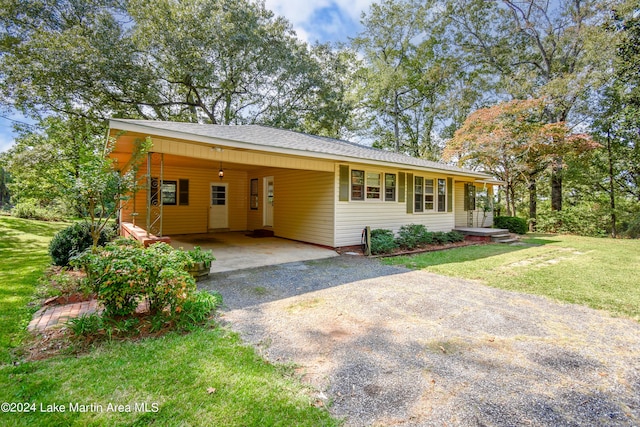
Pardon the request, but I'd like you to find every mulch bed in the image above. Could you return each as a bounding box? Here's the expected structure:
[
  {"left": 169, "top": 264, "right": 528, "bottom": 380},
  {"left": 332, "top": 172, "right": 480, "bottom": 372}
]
[{"left": 337, "top": 239, "right": 487, "bottom": 257}]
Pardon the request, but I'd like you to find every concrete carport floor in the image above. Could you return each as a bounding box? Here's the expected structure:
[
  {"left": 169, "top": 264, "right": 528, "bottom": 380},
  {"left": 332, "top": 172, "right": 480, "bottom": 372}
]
[{"left": 170, "top": 232, "right": 339, "bottom": 273}]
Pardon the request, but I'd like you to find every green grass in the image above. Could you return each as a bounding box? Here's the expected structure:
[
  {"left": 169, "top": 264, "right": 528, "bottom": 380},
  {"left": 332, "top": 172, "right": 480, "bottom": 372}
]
[
  {"left": 0, "top": 217, "right": 339, "bottom": 426},
  {"left": 384, "top": 234, "right": 640, "bottom": 321},
  {"left": 0, "top": 330, "right": 337, "bottom": 426},
  {"left": 0, "top": 217, "right": 68, "bottom": 363}
]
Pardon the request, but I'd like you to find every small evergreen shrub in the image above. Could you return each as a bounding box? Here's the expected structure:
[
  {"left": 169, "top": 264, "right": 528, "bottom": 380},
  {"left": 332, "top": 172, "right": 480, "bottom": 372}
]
[
  {"left": 396, "top": 224, "right": 431, "bottom": 249},
  {"left": 49, "top": 222, "right": 113, "bottom": 266},
  {"left": 432, "top": 231, "right": 448, "bottom": 244},
  {"left": 447, "top": 230, "right": 465, "bottom": 243},
  {"left": 494, "top": 216, "right": 528, "bottom": 235},
  {"left": 370, "top": 228, "right": 398, "bottom": 254}
]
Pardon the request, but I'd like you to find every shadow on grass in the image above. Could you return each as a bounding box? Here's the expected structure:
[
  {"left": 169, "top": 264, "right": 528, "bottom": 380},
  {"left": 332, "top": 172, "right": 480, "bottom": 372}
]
[{"left": 0, "top": 216, "right": 67, "bottom": 237}]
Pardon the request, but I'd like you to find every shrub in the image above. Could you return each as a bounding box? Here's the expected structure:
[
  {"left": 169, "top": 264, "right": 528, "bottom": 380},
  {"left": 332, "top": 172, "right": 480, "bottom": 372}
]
[
  {"left": 622, "top": 215, "right": 640, "bottom": 239},
  {"left": 73, "top": 240, "right": 198, "bottom": 318},
  {"left": 186, "top": 246, "right": 215, "bottom": 265},
  {"left": 396, "top": 224, "right": 432, "bottom": 249},
  {"left": 12, "top": 199, "right": 66, "bottom": 221},
  {"left": 432, "top": 231, "right": 448, "bottom": 244},
  {"left": 494, "top": 216, "right": 528, "bottom": 235},
  {"left": 370, "top": 228, "right": 398, "bottom": 254},
  {"left": 68, "top": 313, "right": 103, "bottom": 337},
  {"left": 446, "top": 230, "right": 465, "bottom": 243},
  {"left": 49, "top": 222, "right": 113, "bottom": 266},
  {"left": 175, "top": 291, "right": 222, "bottom": 331}
]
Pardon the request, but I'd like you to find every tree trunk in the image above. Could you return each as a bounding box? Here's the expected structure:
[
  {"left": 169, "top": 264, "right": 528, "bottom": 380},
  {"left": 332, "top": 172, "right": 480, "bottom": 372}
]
[
  {"left": 606, "top": 130, "right": 617, "bottom": 237},
  {"left": 528, "top": 175, "right": 537, "bottom": 232},
  {"left": 393, "top": 91, "right": 400, "bottom": 153},
  {"left": 551, "top": 158, "right": 563, "bottom": 211}
]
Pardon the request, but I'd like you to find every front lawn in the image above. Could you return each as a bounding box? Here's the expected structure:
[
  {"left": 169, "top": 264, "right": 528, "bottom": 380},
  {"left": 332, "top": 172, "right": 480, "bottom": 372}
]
[
  {"left": 0, "top": 217, "right": 339, "bottom": 426},
  {"left": 0, "top": 217, "right": 68, "bottom": 363},
  {"left": 384, "top": 234, "right": 640, "bottom": 321}
]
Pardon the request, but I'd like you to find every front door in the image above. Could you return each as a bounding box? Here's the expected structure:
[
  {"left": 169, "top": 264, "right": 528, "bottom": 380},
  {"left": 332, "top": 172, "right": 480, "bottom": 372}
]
[
  {"left": 209, "top": 183, "right": 228, "bottom": 229},
  {"left": 263, "top": 176, "right": 274, "bottom": 227}
]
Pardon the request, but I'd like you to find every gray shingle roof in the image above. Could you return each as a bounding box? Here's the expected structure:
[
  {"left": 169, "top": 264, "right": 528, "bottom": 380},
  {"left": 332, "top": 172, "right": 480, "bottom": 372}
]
[{"left": 110, "top": 119, "right": 494, "bottom": 179}]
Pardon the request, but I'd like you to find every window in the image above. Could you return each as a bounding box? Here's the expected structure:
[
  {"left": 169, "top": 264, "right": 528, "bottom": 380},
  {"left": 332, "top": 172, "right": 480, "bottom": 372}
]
[
  {"left": 366, "top": 172, "right": 381, "bottom": 199},
  {"left": 161, "top": 181, "right": 177, "bottom": 205},
  {"left": 211, "top": 185, "right": 226, "bottom": 206},
  {"left": 424, "top": 179, "right": 434, "bottom": 211},
  {"left": 414, "top": 176, "right": 423, "bottom": 212},
  {"left": 179, "top": 179, "right": 189, "bottom": 206},
  {"left": 437, "top": 179, "right": 446, "bottom": 212},
  {"left": 250, "top": 178, "right": 259, "bottom": 210},
  {"left": 150, "top": 178, "right": 177, "bottom": 206},
  {"left": 351, "top": 170, "right": 364, "bottom": 200},
  {"left": 385, "top": 173, "right": 396, "bottom": 201}
]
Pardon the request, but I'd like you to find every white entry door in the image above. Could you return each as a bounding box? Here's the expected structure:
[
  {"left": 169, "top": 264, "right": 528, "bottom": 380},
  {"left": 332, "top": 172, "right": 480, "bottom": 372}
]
[
  {"left": 209, "top": 183, "right": 228, "bottom": 229},
  {"left": 263, "top": 176, "right": 274, "bottom": 227}
]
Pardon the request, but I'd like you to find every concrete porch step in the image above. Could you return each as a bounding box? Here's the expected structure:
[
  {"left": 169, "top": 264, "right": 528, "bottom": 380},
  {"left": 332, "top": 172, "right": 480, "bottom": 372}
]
[{"left": 492, "top": 237, "right": 519, "bottom": 244}]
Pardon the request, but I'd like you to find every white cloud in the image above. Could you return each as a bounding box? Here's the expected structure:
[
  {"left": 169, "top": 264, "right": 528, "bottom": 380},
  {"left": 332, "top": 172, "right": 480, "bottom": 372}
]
[{"left": 265, "top": 0, "right": 375, "bottom": 43}]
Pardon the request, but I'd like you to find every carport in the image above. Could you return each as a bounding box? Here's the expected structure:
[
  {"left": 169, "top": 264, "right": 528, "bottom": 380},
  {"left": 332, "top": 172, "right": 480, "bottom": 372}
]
[{"left": 170, "top": 232, "right": 338, "bottom": 273}]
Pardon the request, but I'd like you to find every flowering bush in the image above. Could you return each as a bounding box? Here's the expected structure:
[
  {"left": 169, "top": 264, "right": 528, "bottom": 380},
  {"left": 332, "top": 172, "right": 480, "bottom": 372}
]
[{"left": 73, "top": 239, "right": 196, "bottom": 317}]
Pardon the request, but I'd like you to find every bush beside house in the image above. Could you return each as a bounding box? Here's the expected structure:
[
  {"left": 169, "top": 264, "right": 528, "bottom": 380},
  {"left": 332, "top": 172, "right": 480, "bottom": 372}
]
[{"left": 370, "top": 224, "right": 465, "bottom": 255}]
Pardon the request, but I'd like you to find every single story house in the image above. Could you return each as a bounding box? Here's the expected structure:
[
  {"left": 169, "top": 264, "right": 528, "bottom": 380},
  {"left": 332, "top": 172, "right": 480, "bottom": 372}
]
[{"left": 109, "top": 119, "right": 499, "bottom": 248}]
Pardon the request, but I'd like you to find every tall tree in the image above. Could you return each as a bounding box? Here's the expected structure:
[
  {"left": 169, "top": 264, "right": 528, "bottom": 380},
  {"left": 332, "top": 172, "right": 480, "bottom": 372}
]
[
  {"left": 352, "top": 0, "right": 459, "bottom": 160},
  {"left": 445, "top": 0, "right": 617, "bottom": 210},
  {"left": 0, "top": 0, "right": 353, "bottom": 136},
  {"left": 444, "top": 98, "right": 595, "bottom": 225}
]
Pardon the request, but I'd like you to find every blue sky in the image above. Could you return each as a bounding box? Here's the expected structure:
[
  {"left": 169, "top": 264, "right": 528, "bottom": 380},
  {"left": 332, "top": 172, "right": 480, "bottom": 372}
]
[{"left": 0, "top": 0, "right": 374, "bottom": 153}]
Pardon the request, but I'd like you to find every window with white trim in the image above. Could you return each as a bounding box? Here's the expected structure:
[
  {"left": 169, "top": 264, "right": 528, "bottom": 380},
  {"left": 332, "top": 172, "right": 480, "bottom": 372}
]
[
  {"left": 351, "top": 170, "right": 365, "bottom": 200},
  {"left": 412, "top": 176, "right": 447, "bottom": 213},
  {"left": 385, "top": 173, "right": 396, "bottom": 201},
  {"left": 366, "top": 172, "right": 381, "bottom": 199},
  {"left": 424, "top": 178, "right": 434, "bottom": 211}
]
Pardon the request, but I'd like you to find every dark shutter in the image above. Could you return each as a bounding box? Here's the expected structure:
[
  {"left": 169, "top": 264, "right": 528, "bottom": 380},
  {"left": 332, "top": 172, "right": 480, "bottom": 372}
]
[
  {"left": 398, "top": 172, "right": 405, "bottom": 203},
  {"left": 179, "top": 179, "right": 189, "bottom": 205},
  {"left": 406, "top": 173, "right": 413, "bottom": 213},
  {"left": 447, "top": 177, "right": 453, "bottom": 212},
  {"left": 339, "top": 165, "right": 349, "bottom": 201}
]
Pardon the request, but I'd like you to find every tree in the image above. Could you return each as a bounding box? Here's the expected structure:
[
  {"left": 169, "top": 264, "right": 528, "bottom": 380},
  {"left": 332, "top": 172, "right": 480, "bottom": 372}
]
[
  {"left": 444, "top": 98, "right": 595, "bottom": 227},
  {"left": 0, "top": 116, "right": 103, "bottom": 213},
  {"left": 352, "top": 0, "right": 460, "bottom": 159},
  {"left": 444, "top": 0, "right": 618, "bottom": 210},
  {"left": 75, "top": 135, "right": 151, "bottom": 248},
  {"left": 586, "top": 1, "right": 640, "bottom": 236},
  {"left": 0, "top": 0, "right": 353, "bottom": 137}
]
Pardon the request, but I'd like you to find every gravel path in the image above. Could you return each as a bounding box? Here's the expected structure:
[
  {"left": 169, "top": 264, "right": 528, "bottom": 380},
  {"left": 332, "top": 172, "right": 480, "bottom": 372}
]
[{"left": 200, "top": 255, "right": 640, "bottom": 426}]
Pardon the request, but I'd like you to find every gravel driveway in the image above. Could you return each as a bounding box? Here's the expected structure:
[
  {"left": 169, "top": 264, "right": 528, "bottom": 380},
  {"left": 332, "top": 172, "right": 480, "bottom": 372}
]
[{"left": 200, "top": 255, "right": 640, "bottom": 426}]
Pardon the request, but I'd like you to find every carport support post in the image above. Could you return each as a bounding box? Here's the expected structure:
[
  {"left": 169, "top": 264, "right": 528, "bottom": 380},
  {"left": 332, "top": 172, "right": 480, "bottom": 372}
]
[{"left": 365, "top": 226, "right": 371, "bottom": 256}]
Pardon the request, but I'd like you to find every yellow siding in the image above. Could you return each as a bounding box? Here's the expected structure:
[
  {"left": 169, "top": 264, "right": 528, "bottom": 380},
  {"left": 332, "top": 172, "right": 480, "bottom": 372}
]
[
  {"left": 121, "top": 165, "right": 248, "bottom": 235},
  {"left": 334, "top": 164, "right": 456, "bottom": 247},
  {"left": 454, "top": 181, "right": 494, "bottom": 228},
  {"left": 246, "top": 168, "right": 335, "bottom": 247}
]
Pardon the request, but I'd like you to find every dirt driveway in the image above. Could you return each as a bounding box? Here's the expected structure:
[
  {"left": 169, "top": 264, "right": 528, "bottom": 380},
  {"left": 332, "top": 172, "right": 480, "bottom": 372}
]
[{"left": 201, "top": 256, "right": 640, "bottom": 426}]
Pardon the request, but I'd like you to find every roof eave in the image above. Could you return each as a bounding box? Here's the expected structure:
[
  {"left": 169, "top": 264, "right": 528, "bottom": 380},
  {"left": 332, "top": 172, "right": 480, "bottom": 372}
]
[{"left": 109, "top": 119, "right": 494, "bottom": 180}]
